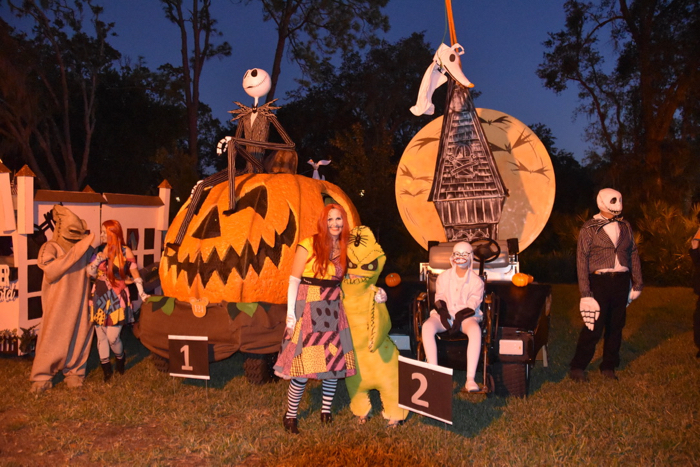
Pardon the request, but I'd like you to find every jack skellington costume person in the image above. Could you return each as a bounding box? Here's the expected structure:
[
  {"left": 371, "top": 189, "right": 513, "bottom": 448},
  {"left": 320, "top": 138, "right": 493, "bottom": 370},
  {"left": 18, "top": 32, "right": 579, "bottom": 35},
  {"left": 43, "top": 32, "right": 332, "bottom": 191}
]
[{"left": 570, "top": 188, "right": 643, "bottom": 382}]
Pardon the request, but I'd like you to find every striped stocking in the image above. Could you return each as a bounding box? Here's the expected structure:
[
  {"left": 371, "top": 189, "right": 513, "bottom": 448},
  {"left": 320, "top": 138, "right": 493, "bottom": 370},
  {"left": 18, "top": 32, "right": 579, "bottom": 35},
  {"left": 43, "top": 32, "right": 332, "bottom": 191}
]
[
  {"left": 285, "top": 378, "right": 307, "bottom": 419},
  {"left": 321, "top": 378, "right": 338, "bottom": 414}
]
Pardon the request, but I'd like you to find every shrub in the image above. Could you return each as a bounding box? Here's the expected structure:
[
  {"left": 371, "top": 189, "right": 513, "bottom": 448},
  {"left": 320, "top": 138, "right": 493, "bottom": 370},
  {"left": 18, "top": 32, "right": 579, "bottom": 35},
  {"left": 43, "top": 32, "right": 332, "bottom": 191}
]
[{"left": 636, "top": 201, "right": 699, "bottom": 286}]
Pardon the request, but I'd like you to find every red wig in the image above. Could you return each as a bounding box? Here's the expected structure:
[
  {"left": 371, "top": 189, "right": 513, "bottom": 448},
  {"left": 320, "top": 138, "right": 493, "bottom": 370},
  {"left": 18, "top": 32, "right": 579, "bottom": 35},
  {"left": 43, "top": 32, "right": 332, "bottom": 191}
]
[
  {"left": 102, "top": 220, "right": 127, "bottom": 286},
  {"left": 312, "top": 204, "right": 349, "bottom": 278}
]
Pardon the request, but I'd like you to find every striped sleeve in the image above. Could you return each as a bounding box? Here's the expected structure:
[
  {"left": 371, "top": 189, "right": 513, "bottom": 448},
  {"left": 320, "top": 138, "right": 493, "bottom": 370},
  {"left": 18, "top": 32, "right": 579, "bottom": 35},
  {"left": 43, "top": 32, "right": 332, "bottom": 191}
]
[
  {"left": 627, "top": 224, "right": 643, "bottom": 292},
  {"left": 576, "top": 224, "right": 595, "bottom": 298}
]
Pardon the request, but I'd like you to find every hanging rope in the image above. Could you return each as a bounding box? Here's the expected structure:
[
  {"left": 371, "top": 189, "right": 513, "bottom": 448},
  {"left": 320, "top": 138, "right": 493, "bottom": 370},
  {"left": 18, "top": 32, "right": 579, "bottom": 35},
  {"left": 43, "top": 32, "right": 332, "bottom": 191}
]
[{"left": 445, "top": 0, "right": 458, "bottom": 46}]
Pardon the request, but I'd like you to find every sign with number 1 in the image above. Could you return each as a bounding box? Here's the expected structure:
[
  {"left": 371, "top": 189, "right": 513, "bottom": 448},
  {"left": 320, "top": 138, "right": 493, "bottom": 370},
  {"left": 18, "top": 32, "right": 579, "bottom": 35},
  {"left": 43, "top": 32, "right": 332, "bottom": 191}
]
[
  {"left": 168, "top": 335, "right": 210, "bottom": 380},
  {"left": 398, "top": 356, "right": 453, "bottom": 424}
]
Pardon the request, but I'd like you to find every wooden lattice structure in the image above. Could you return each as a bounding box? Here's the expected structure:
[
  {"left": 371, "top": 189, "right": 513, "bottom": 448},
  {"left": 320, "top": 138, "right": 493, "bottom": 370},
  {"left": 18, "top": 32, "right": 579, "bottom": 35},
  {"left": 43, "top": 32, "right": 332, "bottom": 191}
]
[{"left": 428, "top": 81, "right": 508, "bottom": 241}]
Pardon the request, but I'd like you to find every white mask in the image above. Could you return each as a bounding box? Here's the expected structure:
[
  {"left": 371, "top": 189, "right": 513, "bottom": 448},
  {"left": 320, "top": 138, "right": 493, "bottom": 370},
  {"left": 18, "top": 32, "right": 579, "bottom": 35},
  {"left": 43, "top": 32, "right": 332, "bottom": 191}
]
[
  {"left": 597, "top": 188, "right": 623, "bottom": 216},
  {"left": 451, "top": 242, "right": 473, "bottom": 269},
  {"left": 242, "top": 68, "right": 271, "bottom": 100}
]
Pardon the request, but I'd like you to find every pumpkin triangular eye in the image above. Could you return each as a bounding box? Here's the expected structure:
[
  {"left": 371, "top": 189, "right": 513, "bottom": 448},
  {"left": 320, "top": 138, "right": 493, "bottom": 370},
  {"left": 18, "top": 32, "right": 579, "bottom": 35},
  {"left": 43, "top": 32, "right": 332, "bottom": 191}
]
[
  {"left": 191, "top": 207, "right": 221, "bottom": 239},
  {"left": 236, "top": 186, "right": 268, "bottom": 218}
]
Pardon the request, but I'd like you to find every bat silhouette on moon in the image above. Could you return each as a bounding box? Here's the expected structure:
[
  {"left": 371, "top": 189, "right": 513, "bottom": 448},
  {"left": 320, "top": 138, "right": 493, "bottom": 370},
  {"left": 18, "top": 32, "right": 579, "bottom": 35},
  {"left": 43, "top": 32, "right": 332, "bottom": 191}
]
[{"left": 395, "top": 108, "right": 555, "bottom": 251}]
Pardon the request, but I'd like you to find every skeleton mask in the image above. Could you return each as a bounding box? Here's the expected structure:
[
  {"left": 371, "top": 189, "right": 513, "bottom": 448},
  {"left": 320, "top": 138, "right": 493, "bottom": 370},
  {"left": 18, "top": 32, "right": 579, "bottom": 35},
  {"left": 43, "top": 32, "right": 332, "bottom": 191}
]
[
  {"left": 51, "top": 205, "right": 89, "bottom": 253},
  {"left": 451, "top": 241, "right": 473, "bottom": 270},
  {"left": 242, "top": 68, "right": 271, "bottom": 100},
  {"left": 596, "top": 188, "right": 623, "bottom": 216}
]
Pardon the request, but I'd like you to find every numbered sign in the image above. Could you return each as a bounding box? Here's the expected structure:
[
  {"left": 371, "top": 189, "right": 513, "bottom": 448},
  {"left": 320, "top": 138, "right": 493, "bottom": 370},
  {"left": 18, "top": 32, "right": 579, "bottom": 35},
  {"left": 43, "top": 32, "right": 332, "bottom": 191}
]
[
  {"left": 168, "top": 335, "right": 210, "bottom": 380},
  {"left": 398, "top": 355, "right": 453, "bottom": 424}
]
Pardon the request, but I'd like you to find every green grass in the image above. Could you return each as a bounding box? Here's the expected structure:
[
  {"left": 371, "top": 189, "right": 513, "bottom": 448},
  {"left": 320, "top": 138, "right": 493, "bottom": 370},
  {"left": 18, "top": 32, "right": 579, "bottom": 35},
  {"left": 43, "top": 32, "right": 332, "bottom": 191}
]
[{"left": 1, "top": 284, "right": 699, "bottom": 466}]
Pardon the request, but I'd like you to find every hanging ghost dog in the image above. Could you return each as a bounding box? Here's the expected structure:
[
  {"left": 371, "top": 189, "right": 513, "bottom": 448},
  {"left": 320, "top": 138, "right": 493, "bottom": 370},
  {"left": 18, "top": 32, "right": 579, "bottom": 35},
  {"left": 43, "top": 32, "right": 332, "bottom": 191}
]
[
  {"left": 30, "top": 205, "right": 96, "bottom": 393},
  {"left": 410, "top": 43, "right": 475, "bottom": 116}
]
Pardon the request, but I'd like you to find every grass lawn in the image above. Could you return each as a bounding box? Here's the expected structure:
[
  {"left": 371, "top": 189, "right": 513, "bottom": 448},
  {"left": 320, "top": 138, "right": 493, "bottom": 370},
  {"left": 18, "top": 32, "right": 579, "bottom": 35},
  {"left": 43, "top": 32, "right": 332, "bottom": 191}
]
[{"left": 1, "top": 284, "right": 698, "bottom": 466}]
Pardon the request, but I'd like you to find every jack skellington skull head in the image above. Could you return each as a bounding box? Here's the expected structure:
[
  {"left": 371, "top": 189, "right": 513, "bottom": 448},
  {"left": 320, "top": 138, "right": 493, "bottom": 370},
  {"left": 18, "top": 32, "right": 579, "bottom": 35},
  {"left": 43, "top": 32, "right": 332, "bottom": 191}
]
[
  {"left": 242, "top": 68, "right": 271, "bottom": 105},
  {"left": 451, "top": 241, "right": 473, "bottom": 269},
  {"left": 597, "top": 188, "right": 623, "bottom": 216}
]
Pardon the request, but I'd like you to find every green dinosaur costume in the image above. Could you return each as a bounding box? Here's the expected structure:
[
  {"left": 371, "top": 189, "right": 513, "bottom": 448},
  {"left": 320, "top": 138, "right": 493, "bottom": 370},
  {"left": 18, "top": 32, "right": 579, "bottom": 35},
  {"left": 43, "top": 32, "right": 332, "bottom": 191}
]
[{"left": 342, "top": 226, "right": 407, "bottom": 423}]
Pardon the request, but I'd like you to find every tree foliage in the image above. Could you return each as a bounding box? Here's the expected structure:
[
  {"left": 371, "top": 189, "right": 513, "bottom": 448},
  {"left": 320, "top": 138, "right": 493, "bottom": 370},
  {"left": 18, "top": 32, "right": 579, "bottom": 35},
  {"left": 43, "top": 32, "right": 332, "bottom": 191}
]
[
  {"left": 159, "top": 0, "right": 231, "bottom": 163},
  {"left": 521, "top": 123, "right": 592, "bottom": 282},
  {"left": 278, "top": 33, "right": 440, "bottom": 273},
  {"left": 529, "top": 122, "right": 593, "bottom": 215},
  {"left": 87, "top": 63, "right": 187, "bottom": 195},
  {"left": 635, "top": 200, "right": 699, "bottom": 286},
  {"left": 0, "top": 0, "right": 118, "bottom": 190},
  {"left": 279, "top": 32, "right": 440, "bottom": 165},
  {"left": 245, "top": 0, "right": 390, "bottom": 101},
  {"left": 537, "top": 0, "right": 700, "bottom": 209}
]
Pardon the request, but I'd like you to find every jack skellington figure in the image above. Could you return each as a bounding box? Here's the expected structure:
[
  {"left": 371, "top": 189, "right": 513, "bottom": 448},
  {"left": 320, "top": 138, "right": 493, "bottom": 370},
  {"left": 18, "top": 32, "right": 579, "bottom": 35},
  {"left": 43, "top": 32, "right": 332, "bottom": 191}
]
[{"left": 169, "top": 68, "right": 296, "bottom": 250}]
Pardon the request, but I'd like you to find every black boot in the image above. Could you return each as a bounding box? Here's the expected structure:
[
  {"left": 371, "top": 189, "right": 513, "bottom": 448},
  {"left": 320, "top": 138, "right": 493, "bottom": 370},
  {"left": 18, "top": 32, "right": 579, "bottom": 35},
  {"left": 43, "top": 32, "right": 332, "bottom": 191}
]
[
  {"left": 101, "top": 362, "right": 113, "bottom": 382},
  {"left": 115, "top": 353, "right": 126, "bottom": 375},
  {"left": 283, "top": 415, "right": 299, "bottom": 434}
]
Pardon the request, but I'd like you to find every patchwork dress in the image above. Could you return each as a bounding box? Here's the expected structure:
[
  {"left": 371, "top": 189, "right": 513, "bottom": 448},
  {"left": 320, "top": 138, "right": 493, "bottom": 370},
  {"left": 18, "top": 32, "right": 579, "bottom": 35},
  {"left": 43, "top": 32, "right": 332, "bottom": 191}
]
[
  {"left": 89, "top": 247, "right": 134, "bottom": 327},
  {"left": 274, "top": 237, "right": 356, "bottom": 380}
]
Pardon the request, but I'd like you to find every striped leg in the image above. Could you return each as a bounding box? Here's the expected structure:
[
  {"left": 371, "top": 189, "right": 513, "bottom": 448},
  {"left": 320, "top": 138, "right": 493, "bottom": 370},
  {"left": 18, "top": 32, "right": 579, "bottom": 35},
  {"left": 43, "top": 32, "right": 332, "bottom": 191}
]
[
  {"left": 285, "top": 377, "right": 308, "bottom": 419},
  {"left": 321, "top": 378, "right": 338, "bottom": 414},
  {"left": 172, "top": 171, "right": 228, "bottom": 246},
  {"left": 226, "top": 143, "right": 236, "bottom": 213}
]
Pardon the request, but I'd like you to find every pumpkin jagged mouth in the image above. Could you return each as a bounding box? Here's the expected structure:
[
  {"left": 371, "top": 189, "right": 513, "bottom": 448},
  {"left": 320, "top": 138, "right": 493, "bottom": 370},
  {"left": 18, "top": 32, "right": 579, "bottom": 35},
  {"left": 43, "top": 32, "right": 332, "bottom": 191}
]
[{"left": 164, "top": 209, "right": 296, "bottom": 287}]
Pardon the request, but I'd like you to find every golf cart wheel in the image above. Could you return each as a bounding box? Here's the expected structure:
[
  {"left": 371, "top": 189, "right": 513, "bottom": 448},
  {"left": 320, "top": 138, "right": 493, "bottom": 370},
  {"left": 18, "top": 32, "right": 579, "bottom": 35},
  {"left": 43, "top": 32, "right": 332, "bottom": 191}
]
[
  {"left": 485, "top": 370, "right": 496, "bottom": 397},
  {"left": 243, "top": 354, "right": 273, "bottom": 385},
  {"left": 150, "top": 353, "right": 169, "bottom": 373},
  {"left": 493, "top": 362, "right": 528, "bottom": 398}
]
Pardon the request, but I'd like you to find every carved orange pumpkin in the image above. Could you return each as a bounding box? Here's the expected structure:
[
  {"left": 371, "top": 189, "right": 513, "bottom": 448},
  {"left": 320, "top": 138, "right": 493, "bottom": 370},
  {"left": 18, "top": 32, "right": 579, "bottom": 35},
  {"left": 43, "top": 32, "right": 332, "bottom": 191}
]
[
  {"left": 384, "top": 272, "right": 401, "bottom": 287},
  {"left": 512, "top": 272, "right": 530, "bottom": 287},
  {"left": 160, "top": 173, "right": 360, "bottom": 304}
]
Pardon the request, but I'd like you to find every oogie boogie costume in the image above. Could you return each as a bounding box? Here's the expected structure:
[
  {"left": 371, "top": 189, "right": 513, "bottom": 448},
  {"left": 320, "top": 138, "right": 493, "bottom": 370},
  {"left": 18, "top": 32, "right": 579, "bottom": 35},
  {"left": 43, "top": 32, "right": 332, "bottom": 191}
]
[
  {"left": 30, "top": 205, "right": 95, "bottom": 392},
  {"left": 342, "top": 226, "right": 407, "bottom": 425},
  {"left": 273, "top": 236, "right": 356, "bottom": 379}
]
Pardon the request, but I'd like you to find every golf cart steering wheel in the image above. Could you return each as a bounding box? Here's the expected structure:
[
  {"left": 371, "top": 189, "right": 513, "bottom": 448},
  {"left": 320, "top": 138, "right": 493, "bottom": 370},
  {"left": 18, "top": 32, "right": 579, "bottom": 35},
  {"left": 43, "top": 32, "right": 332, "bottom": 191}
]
[{"left": 470, "top": 238, "right": 501, "bottom": 277}]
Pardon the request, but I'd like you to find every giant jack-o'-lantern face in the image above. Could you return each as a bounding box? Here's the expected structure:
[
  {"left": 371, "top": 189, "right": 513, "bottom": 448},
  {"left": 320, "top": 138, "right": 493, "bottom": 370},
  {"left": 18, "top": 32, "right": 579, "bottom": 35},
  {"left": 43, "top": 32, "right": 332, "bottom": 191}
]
[{"left": 161, "top": 173, "right": 359, "bottom": 304}]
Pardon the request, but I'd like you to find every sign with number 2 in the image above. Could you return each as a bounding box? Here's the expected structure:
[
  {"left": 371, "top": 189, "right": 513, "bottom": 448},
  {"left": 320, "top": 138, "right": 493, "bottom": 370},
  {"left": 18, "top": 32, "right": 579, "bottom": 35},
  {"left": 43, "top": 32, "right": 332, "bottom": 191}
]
[{"left": 398, "top": 356, "right": 453, "bottom": 424}]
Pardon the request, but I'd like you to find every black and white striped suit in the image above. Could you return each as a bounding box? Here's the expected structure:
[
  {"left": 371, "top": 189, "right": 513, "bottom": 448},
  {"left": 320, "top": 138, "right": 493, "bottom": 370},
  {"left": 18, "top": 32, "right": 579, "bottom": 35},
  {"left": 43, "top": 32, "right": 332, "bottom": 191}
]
[
  {"left": 570, "top": 215, "right": 643, "bottom": 372},
  {"left": 576, "top": 217, "right": 643, "bottom": 298}
]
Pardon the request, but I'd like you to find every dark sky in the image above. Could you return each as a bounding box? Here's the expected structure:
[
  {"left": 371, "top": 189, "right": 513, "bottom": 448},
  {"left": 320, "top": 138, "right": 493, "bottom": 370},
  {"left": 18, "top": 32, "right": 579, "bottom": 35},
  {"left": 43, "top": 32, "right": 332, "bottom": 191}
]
[{"left": 6, "top": 0, "right": 589, "bottom": 160}]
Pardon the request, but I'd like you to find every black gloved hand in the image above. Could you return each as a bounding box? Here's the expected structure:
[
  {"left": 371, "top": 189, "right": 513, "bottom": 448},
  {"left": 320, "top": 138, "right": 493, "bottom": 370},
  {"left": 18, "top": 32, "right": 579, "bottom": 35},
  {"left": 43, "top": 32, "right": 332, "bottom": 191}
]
[
  {"left": 435, "top": 300, "right": 451, "bottom": 330},
  {"left": 449, "top": 307, "right": 475, "bottom": 336}
]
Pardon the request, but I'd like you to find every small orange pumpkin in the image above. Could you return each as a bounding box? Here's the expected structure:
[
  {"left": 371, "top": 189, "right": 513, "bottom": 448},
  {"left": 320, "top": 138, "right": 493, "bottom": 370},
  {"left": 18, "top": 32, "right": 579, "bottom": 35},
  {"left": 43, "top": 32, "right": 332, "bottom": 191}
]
[
  {"left": 161, "top": 173, "right": 360, "bottom": 304},
  {"left": 512, "top": 272, "right": 530, "bottom": 287},
  {"left": 384, "top": 272, "right": 401, "bottom": 287}
]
